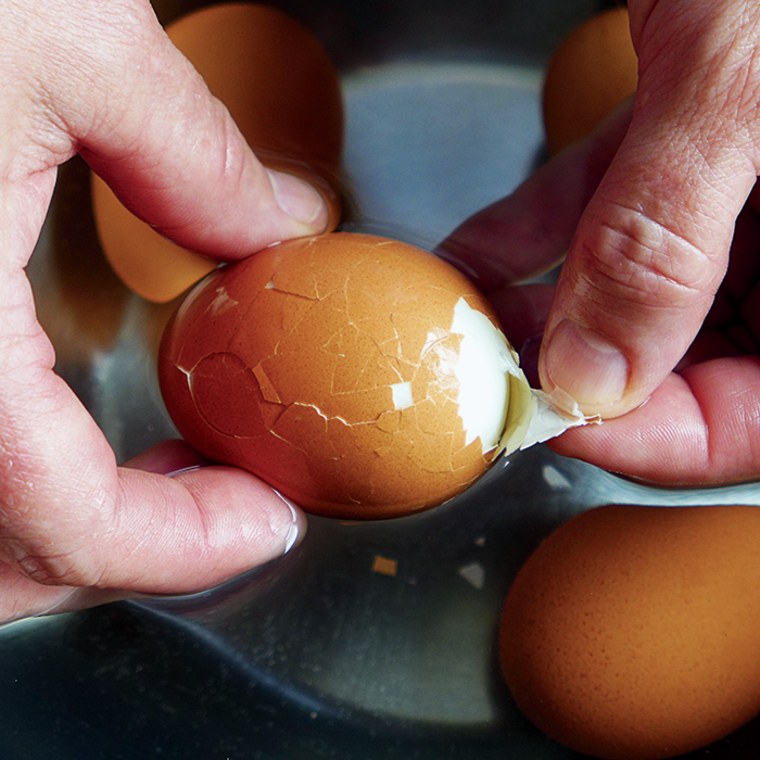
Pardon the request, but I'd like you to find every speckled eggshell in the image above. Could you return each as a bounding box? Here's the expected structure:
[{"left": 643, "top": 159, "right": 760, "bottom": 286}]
[
  {"left": 499, "top": 504, "right": 760, "bottom": 760},
  {"left": 159, "top": 232, "right": 507, "bottom": 518}
]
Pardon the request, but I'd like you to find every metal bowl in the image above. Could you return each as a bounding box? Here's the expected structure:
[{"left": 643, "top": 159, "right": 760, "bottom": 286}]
[{"left": 1, "top": 1, "right": 758, "bottom": 757}]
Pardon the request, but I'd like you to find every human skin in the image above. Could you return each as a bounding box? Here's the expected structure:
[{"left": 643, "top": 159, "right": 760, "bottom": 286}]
[
  {"left": 3, "top": 0, "right": 757, "bottom": 624},
  {"left": 445, "top": 0, "right": 760, "bottom": 486},
  {"left": 0, "top": 0, "right": 327, "bottom": 623}
]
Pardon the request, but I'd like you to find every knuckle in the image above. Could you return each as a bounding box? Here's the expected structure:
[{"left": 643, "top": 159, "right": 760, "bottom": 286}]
[
  {"left": 580, "top": 203, "right": 720, "bottom": 309},
  {"left": 196, "top": 105, "right": 251, "bottom": 194},
  {"left": 15, "top": 547, "right": 102, "bottom": 588},
  {"left": 0, "top": 483, "right": 117, "bottom": 590}
]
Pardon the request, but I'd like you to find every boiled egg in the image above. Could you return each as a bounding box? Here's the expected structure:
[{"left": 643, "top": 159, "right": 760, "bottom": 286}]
[
  {"left": 158, "top": 232, "right": 543, "bottom": 519},
  {"left": 500, "top": 504, "right": 760, "bottom": 759}
]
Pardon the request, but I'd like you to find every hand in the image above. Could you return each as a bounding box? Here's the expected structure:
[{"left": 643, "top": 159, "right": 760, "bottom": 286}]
[
  {"left": 0, "top": 0, "right": 324, "bottom": 624},
  {"left": 445, "top": 0, "right": 760, "bottom": 485}
]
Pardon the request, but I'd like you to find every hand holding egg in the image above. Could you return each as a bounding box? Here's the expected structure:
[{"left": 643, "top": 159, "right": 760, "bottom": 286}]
[
  {"left": 0, "top": 0, "right": 318, "bottom": 624},
  {"left": 444, "top": 0, "right": 760, "bottom": 487}
]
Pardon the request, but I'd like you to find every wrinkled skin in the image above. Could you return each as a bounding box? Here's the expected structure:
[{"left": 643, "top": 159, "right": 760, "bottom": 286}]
[
  {"left": 0, "top": 0, "right": 324, "bottom": 624},
  {"left": 2, "top": 0, "right": 758, "bottom": 625},
  {"left": 446, "top": 0, "right": 760, "bottom": 486}
]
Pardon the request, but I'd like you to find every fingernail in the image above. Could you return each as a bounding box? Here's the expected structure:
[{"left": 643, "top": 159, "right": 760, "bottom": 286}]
[
  {"left": 272, "top": 490, "right": 307, "bottom": 554},
  {"left": 542, "top": 320, "right": 629, "bottom": 407},
  {"left": 267, "top": 169, "right": 328, "bottom": 230}
]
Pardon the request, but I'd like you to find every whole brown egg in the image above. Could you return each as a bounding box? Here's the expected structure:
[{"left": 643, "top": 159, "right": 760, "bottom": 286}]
[
  {"left": 500, "top": 504, "right": 760, "bottom": 759},
  {"left": 158, "top": 232, "right": 521, "bottom": 519}
]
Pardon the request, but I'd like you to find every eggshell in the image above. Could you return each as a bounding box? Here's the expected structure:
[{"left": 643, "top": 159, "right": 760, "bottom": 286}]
[
  {"left": 542, "top": 7, "right": 637, "bottom": 155},
  {"left": 92, "top": 2, "right": 344, "bottom": 303},
  {"left": 499, "top": 505, "right": 760, "bottom": 760},
  {"left": 158, "top": 232, "right": 515, "bottom": 519}
]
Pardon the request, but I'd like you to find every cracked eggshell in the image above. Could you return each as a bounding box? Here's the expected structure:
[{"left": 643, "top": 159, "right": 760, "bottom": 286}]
[
  {"left": 158, "top": 232, "right": 522, "bottom": 519},
  {"left": 92, "top": 2, "right": 343, "bottom": 303}
]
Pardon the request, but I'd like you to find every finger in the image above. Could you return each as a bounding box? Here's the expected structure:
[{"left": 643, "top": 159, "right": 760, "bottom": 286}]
[
  {"left": 1, "top": 429, "right": 306, "bottom": 595},
  {"left": 439, "top": 99, "right": 633, "bottom": 292},
  {"left": 539, "top": 1, "right": 760, "bottom": 417},
  {"left": 490, "top": 283, "right": 556, "bottom": 388},
  {"left": 12, "top": 0, "right": 327, "bottom": 261},
  {"left": 550, "top": 356, "right": 760, "bottom": 486},
  {"left": 0, "top": 438, "right": 302, "bottom": 625},
  {"left": 491, "top": 283, "right": 555, "bottom": 350},
  {"left": 104, "top": 465, "right": 306, "bottom": 592},
  {"left": 0, "top": 213, "right": 304, "bottom": 602}
]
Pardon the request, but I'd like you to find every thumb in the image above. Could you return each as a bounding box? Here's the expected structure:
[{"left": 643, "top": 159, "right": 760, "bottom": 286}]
[{"left": 540, "top": 0, "right": 760, "bottom": 417}]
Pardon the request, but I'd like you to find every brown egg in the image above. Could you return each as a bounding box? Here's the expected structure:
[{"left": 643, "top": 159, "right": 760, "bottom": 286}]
[
  {"left": 499, "top": 505, "right": 760, "bottom": 760},
  {"left": 158, "top": 232, "right": 517, "bottom": 519},
  {"left": 92, "top": 2, "right": 344, "bottom": 303},
  {"left": 543, "top": 7, "right": 637, "bottom": 155}
]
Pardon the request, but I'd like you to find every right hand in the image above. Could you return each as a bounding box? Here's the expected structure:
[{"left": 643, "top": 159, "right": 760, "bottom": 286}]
[{"left": 444, "top": 0, "right": 760, "bottom": 486}]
